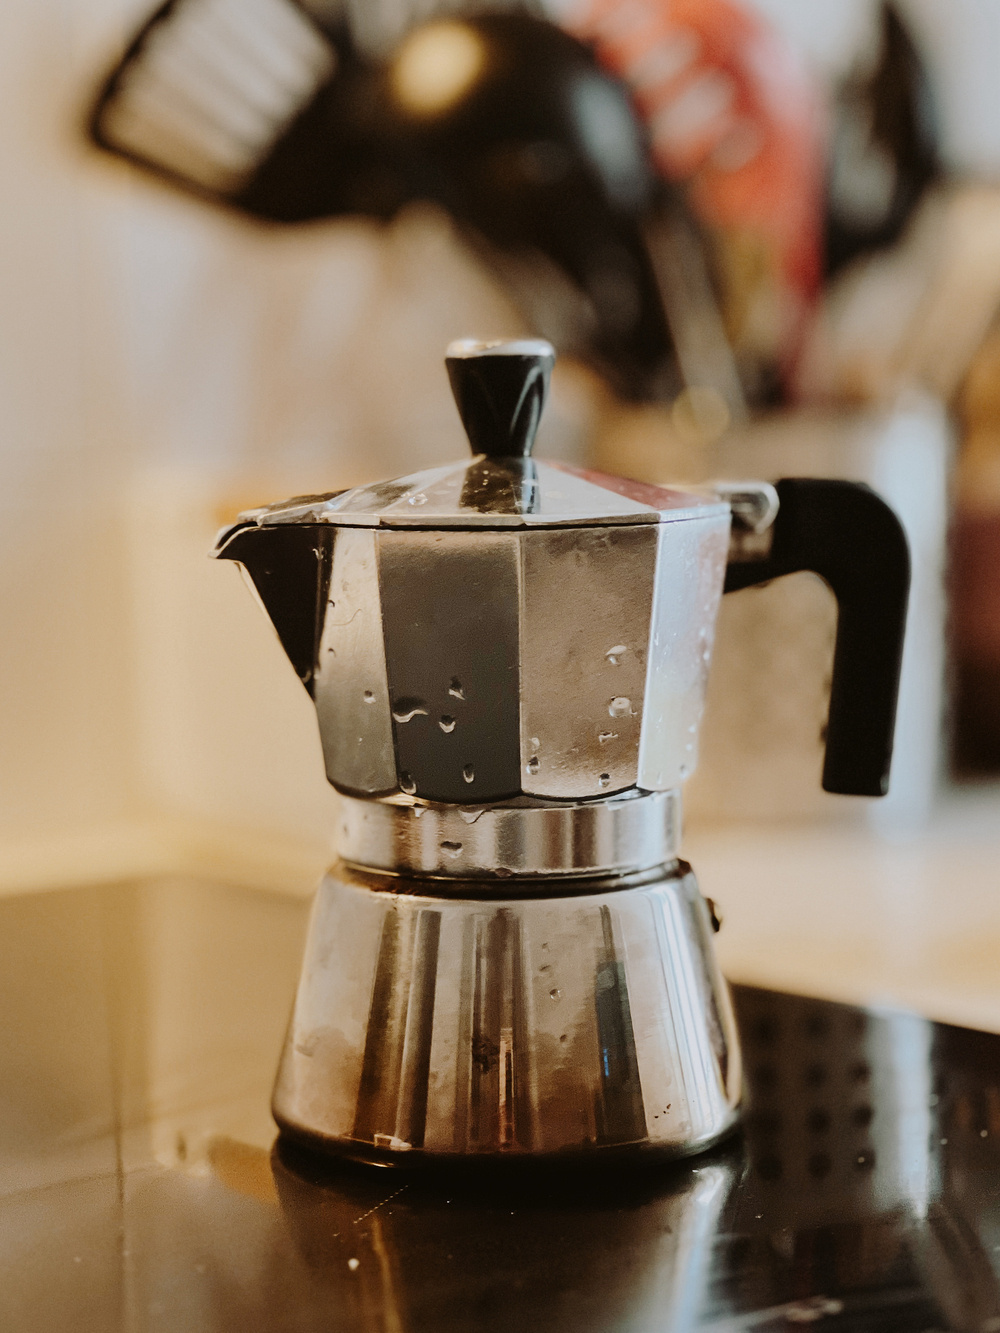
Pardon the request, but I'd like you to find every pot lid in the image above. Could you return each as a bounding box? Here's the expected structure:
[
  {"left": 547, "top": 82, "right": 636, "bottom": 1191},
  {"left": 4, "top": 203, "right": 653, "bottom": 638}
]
[{"left": 237, "top": 340, "right": 728, "bottom": 531}]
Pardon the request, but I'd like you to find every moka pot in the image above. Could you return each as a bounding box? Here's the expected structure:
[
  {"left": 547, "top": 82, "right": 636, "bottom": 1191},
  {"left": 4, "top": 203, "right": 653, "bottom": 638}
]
[{"left": 214, "top": 339, "right": 909, "bottom": 1165}]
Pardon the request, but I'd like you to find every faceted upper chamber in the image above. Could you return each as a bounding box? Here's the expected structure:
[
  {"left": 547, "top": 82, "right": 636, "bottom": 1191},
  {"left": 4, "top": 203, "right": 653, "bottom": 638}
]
[
  {"left": 216, "top": 461, "right": 730, "bottom": 804},
  {"left": 214, "top": 339, "right": 731, "bottom": 805}
]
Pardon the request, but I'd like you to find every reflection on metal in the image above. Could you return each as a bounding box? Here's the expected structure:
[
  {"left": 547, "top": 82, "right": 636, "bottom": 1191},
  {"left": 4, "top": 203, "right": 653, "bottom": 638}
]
[
  {"left": 378, "top": 529, "right": 522, "bottom": 803},
  {"left": 593, "top": 906, "right": 646, "bottom": 1146},
  {"left": 465, "top": 909, "right": 531, "bottom": 1151},
  {"left": 221, "top": 509, "right": 730, "bottom": 803},
  {"left": 518, "top": 523, "right": 659, "bottom": 799},
  {"left": 313, "top": 527, "right": 396, "bottom": 795},
  {"left": 247, "top": 456, "right": 725, "bottom": 528},
  {"left": 335, "top": 789, "right": 681, "bottom": 880},
  {"left": 352, "top": 907, "right": 442, "bottom": 1151},
  {"left": 272, "top": 863, "right": 741, "bottom": 1163}
]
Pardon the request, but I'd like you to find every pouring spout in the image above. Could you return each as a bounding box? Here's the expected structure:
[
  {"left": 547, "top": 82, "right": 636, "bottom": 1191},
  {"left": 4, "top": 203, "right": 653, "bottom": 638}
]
[{"left": 214, "top": 521, "right": 330, "bottom": 693}]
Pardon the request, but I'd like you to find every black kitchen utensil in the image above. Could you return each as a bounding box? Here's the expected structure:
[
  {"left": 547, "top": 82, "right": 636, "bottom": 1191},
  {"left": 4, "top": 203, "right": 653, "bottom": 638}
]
[
  {"left": 825, "top": 2, "right": 940, "bottom": 278},
  {"left": 89, "top": 1, "right": 749, "bottom": 403}
]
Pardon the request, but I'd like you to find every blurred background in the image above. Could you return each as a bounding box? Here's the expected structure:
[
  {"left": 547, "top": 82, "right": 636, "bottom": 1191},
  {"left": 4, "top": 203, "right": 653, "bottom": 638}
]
[{"left": 5, "top": 0, "right": 1000, "bottom": 1022}]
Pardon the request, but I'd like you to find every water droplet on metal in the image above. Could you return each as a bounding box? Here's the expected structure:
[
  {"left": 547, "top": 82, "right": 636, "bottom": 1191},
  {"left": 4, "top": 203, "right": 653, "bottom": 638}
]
[
  {"left": 459, "top": 808, "right": 483, "bottom": 824},
  {"left": 598, "top": 773, "right": 611, "bottom": 788},
  {"left": 526, "top": 756, "right": 540, "bottom": 775},
  {"left": 400, "top": 772, "right": 417, "bottom": 795},
  {"left": 598, "top": 731, "right": 617, "bottom": 744},
  {"left": 439, "top": 715, "right": 456, "bottom": 733},
  {"left": 440, "top": 840, "right": 463, "bottom": 859},
  {"left": 363, "top": 690, "right": 375, "bottom": 704},
  {"left": 605, "top": 645, "right": 628, "bottom": 665},
  {"left": 462, "top": 764, "right": 475, "bottom": 784},
  {"left": 609, "top": 697, "right": 631, "bottom": 718},
  {"left": 407, "top": 493, "right": 428, "bottom": 506},
  {"left": 392, "top": 699, "right": 428, "bottom": 724},
  {"left": 549, "top": 988, "right": 562, "bottom": 1001},
  {"left": 448, "top": 678, "right": 465, "bottom": 700}
]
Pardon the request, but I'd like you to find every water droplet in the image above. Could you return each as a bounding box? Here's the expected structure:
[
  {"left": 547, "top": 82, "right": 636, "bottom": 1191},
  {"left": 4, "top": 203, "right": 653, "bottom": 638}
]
[
  {"left": 459, "top": 808, "right": 484, "bottom": 824},
  {"left": 598, "top": 731, "right": 617, "bottom": 744},
  {"left": 494, "top": 866, "right": 512, "bottom": 878},
  {"left": 598, "top": 773, "right": 611, "bottom": 788},
  {"left": 530, "top": 737, "right": 540, "bottom": 750},
  {"left": 400, "top": 772, "right": 417, "bottom": 795},
  {"left": 462, "top": 764, "right": 475, "bottom": 784},
  {"left": 412, "top": 805, "right": 425, "bottom": 818},
  {"left": 609, "top": 697, "right": 631, "bottom": 718},
  {"left": 407, "top": 493, "right": 428, "bottom": 506},
  {"left": 605, "top": 645, "right": 628, "bottom": 665},
  {"left": 448, "top": 678, "right": 465, "bottom": 700},
  {"left": 440, "top": 841, "right": 463, "bottom": 859},
  {"left": 439, "top": 715, "right": 456, "bottom": 733},
  {"left": 363, "top": 690, "right": 375, "bottom": 704},
  {"left": 526, "top": 756, "right": 540, "bottom": 776},
  {"left": 348, "top": 1258, "right": 360, "bottom": 1272},
  {"left": 393, "top": 699, "right": 428, "bottom": 723},
  {"left": 549, "top": 988, "right": 562, "bottom": 1001}
]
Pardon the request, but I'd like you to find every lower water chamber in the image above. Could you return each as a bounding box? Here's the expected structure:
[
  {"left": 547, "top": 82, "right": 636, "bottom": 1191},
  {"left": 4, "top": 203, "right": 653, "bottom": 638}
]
[{"left": 272, "top": 859, "right": 742, "bottom": 1164}]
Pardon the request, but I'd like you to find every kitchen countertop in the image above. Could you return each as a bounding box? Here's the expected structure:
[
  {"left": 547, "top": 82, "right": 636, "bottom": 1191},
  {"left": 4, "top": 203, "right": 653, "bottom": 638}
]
[
  {"left": 687, "top": 787, "right": 1000, "bottom": 1034},
  {"left": 4, "top": 877, "right": 1000, "bottom": 1331}
]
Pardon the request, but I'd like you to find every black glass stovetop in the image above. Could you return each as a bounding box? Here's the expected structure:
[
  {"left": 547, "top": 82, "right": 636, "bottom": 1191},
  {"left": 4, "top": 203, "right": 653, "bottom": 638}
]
[{"left": 2, "top": 879, "right": 1000, "bottom": 1331}]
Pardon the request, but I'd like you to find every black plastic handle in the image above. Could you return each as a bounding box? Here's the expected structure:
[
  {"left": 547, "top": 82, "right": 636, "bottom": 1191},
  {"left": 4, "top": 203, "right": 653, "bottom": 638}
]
[{"left": 724, "top": 478, "right": 910, "bottom": 797}]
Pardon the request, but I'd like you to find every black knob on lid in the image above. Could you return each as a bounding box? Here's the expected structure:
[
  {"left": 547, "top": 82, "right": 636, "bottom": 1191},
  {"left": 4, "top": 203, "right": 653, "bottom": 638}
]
[{"left": 446, "top": 338, "right": 555, "bottom": 459}]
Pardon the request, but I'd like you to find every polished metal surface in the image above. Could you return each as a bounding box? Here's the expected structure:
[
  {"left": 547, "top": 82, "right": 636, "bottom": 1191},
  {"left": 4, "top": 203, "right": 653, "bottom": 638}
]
[
  {"left": 518, "top": 523, "right": 659, "bottom": 798},
  {"left": 639, "top": 516, "right": 730, "bottom": 790},
  {"left": 236, "top": 459, "right": 727, "bottom": 530},
  {"left": 7, "top": 879, "right": 1000, "bottom": 1331},
  {"left": 713, "top": 479, "right": 781, "bottom": 564},
  {"left": 313, "top": 526, "right": 396, "bottom": 795},
  {"left": 272, "top": 861, "right": 740, "bottom": 1162},
  {"left": 336, "top": 790, "right": 681, "bottom": 879},
  {"left": 221, "top": 513, "right": 730, "bottom": 803}
]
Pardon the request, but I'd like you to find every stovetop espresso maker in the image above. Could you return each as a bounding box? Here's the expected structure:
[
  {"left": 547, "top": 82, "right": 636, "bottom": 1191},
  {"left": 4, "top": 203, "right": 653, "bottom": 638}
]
[{"left": 215, "top": 339, "right": 909, "bottom": 1165}]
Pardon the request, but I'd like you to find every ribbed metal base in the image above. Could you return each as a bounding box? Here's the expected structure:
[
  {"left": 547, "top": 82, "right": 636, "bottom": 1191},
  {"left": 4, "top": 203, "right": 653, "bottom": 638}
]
[{"left": 273, "top": 860, "right": 741, "bottom": 1163}]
